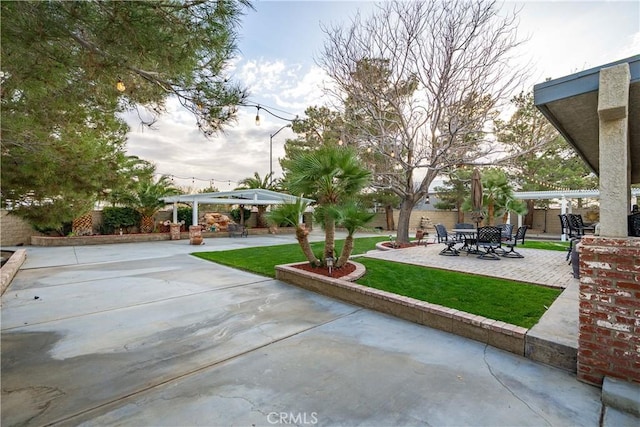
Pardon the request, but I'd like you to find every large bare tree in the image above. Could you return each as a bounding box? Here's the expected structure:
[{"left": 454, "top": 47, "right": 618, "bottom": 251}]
[{"left": 318, "top": 0, "right": 529, "bottom": 243}]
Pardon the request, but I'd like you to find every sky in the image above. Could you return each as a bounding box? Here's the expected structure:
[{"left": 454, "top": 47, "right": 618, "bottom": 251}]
[{"left": 122, "top": 0, "right": 640, "bottom": 192}]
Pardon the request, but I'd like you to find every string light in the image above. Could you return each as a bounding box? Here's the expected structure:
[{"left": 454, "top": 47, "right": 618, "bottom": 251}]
[
  {"left": 155, "top": 173, "right": 238, "bottom": 188},
  {"left": 116, "top": 79, "right": 126, "bottom": 92}
]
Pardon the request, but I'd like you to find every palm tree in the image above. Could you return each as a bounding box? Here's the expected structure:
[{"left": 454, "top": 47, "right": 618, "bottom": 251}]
[
  {"left": 236, "top": 171, "right": 274, "bottom": 190},
  {"left": 333, "top": 202, "right": 376, "bottom": 268},
  {"left": 236, "top": 172, "right": 274, "bottom": 227},
  {"left": 479, "top": 168, "right": 526, "bottom": 225},
  {"left": 284, "top": 145, "right": 371, "bottom": 262},
  {"left": 267, "top": 200, "right": 320, "bottom": 266},
  {"left": 128, "top": 175, "right": 181, "bottom": 233}
]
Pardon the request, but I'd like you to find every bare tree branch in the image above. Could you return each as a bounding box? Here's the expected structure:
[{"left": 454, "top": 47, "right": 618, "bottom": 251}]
[{"left": 317, "top": 0, "right": 529, "bottom": 242}]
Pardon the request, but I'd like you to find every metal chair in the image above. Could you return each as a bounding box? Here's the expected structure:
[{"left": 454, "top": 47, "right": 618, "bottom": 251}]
[
  {"left": 476, "top": 226, "right": 502, "bottom": 260},
  {"left": 564, "top": 214, "right": 595, "bottom": 263},
  {"left": 498, "top": 223, "right": 514, "bottom": 241},
  {"left": 559, "top": 214, "right": 577, "bottom": 261},
  {"left": 629, "top": 212, "right": 640, "bottom": 237},
  {"left": 500, "top": 226, "right": 528, "bottom": 258},
  {"left": 435, "top": 224, "right": 460, "bottom": 256},
  {"left": 559, "top": 214, "right": 572, "bottom": 238},
  {"left": 568, "top": 214, "right": 595, "bottom": 236}
]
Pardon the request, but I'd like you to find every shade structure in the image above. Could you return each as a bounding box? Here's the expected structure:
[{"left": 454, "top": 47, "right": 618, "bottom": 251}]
[{"left": 470, "top": 168, "right": 484, "bottom": 226}]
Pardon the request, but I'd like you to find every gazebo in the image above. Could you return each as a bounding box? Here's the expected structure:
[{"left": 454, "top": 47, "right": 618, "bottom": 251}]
[{"left": 162, "top": 189, "right": 314, "bottom": 227}]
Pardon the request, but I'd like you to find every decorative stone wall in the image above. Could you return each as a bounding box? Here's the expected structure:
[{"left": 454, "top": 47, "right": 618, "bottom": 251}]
[{"left": 577, "top": 236, "right": 640, "bottom": 386}]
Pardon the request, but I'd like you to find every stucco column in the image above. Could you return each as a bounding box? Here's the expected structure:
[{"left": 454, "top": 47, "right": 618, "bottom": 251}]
[
  {"left": 560, "top": 197, "right": 567, "bottom": 241},
  {"left": 597, "top": 63, "right": 630, "bottom": 237},
  {"left": 192, "top": 201, "right": 199, "bottom": 228}
]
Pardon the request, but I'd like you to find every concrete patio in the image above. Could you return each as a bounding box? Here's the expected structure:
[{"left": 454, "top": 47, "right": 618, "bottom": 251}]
[{"left": 0, "top": 232, "right": 632, "bottom": 426}]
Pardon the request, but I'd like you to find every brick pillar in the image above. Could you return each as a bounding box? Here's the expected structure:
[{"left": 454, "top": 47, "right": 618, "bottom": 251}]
[
  {"left": 578, "top": 236, "right": 640, "bottom": 386},
  {"left": 189, "top": 225, "right": 202, "bottom": 245},
  {"left": 170, "top": 223, "right": 181, "bottom": 240}
]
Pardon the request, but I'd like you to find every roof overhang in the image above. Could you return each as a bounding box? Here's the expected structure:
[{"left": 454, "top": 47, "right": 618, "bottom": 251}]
[
  {"left": 162, "top": 189, "right": 315, "bottom": 206},
  {"left": 534, "top": 55, "right": 640, "bottom": 184}
]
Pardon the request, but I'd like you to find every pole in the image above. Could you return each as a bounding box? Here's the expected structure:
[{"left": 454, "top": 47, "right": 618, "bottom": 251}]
[{"left": 269, "top": 124, "right": 291, "bottom": 185}]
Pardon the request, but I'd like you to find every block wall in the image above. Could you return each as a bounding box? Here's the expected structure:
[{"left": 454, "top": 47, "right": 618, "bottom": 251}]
[
  {"left": 0, "top": 210, "right": 43, "bottom": 246},
  {"left": 577, "top": 236, "right": 640, "bottom": 386}
]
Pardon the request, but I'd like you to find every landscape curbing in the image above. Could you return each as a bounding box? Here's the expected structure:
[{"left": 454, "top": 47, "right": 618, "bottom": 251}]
[
  {"left": 30, "top": 227, "right": 297, "bottom": 246},
  {"left": 276, "top": 262, "right": 528, "bottom": 356},
  {"left": 1, "top": 249, "right": 26, "bottom": 296}
]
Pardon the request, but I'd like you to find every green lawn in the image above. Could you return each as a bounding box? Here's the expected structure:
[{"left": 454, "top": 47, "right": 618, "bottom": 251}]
[
  {"left": 521, "top": 240, "right": 570, "bottom": 251},
  {"left": 193, "top": 236, "right": 387, "bottom": 278},
  {"left": 193, "top": 236, "right": 562, "bottom": 328},
  {"left": 355, "top": 258, "right": 560, "bottom": 328}
]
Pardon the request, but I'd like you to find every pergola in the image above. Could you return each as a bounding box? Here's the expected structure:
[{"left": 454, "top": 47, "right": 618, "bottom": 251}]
[
  {"left": 512, "top": 189, "right": 640, "bottom": 240},
  {"left": 162, "top": 189, "right": 314, "bottom": 226}
]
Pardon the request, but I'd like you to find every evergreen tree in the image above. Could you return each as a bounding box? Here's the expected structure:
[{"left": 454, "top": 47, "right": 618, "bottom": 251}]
[{"left": 1, "top": 1, "right": 251, "bottom": 229}]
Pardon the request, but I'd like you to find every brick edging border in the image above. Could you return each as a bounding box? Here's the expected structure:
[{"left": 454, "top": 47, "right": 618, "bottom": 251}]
[
  {"left": 276, "top": 262, "right": 527, "bottom": 356},
  {"left": 1, "top": 249, "right": 27, "bottom": 296}
]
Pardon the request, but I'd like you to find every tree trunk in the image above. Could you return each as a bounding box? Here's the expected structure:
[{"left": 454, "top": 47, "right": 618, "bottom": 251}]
[
  {"left": 335, "top": 234, "right": 354, "bottom": 268},
  {"left": 324, "top": 216, "right": 336, "bottom": 260},
  {"left": 524, "top": 200, "right": 535, "bottom": 227},
  {"left": 457, "top": 205, "right": 465, "bottom": 223},
  {"left": 396, "top": 199, "right": 414, "bottom": 244},
  {"left": 385, "top": 205, "right": 395, "bottom": 230},
  {"left": 296, "top": 225, "right": 320, "bottom": 266},
  {"left": 485, "top": 201, "right": 495, "bottom": 226},
  {"left": 239, "top": 205, "right": 245, "bottom": 226},
  {"left": 257, "top": 206, "right": 267, "bottom": 228},
  {"left": 140, "top": 215, "right": 155, "bottom": 233}
]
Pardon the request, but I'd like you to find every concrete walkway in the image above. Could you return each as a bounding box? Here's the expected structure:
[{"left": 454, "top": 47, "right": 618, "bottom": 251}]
[{"left": 1, "top": 233, "right": 607, "bottom": 426}]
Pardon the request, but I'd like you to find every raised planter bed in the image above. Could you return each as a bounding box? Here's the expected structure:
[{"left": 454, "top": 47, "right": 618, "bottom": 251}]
[
  {"left": 1, "top": 249, "right": 26, "bottom": 296},
  {"left": 276, "top": 261, "right": 527, "bottom": 356},
  {"left": 31, "top": 227, "right": 297, "bottom": 247}
]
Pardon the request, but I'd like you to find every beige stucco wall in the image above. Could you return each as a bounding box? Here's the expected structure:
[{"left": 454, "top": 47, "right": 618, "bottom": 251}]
[
  {"left": 1, "top": 206, "right": 600, "bottom": 246},
  {"left": 367, "top": 207, "right": 598, "bottom": 236},
  {"left": 0, "top": 210, "right": 43, "bottom": 246}
]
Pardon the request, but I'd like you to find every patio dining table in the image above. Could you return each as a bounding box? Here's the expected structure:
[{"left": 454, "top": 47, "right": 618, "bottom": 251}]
[{"left": 451, "top": 229, "right": 482, "bottom": 254}]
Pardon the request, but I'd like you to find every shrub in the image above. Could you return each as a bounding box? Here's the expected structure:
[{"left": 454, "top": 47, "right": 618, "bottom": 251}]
[
  {"left": 177, "top": 206, "right": 193, "bottom": 229},
  {"left": 229, "top": 207, "right": 251, "bottom": 223},
  {"left": 102, "top": 207, "right": 140, "bottom": 234}
]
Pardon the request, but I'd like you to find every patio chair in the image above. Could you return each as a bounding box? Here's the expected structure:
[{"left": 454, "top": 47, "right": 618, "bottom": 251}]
[
  {"left": 558, "top": 214, "right": 572, "bottom": 238},
  {"left": 564, "top": 214, "right": 595, "bottom": 263},
  {"left": 435, "top": 224, "right": 460, "bottom": 256},
  {"left": 476, "top": 226, "right": 502, "bottom": 260},
  {"left": 498, "top": 223, "right": 514, "bottom": 241},
  {"left": 629, "top": 212, "right": 640, "bottom": 237},
  {"left": 559, "top": 214, "right": 578, "bottom": 261},
  {"left": 568, "top": 214, "right": 595, "bottom": 236},
  {"left": 500, "top": 226, "right": 528, "bottom": 258}
]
